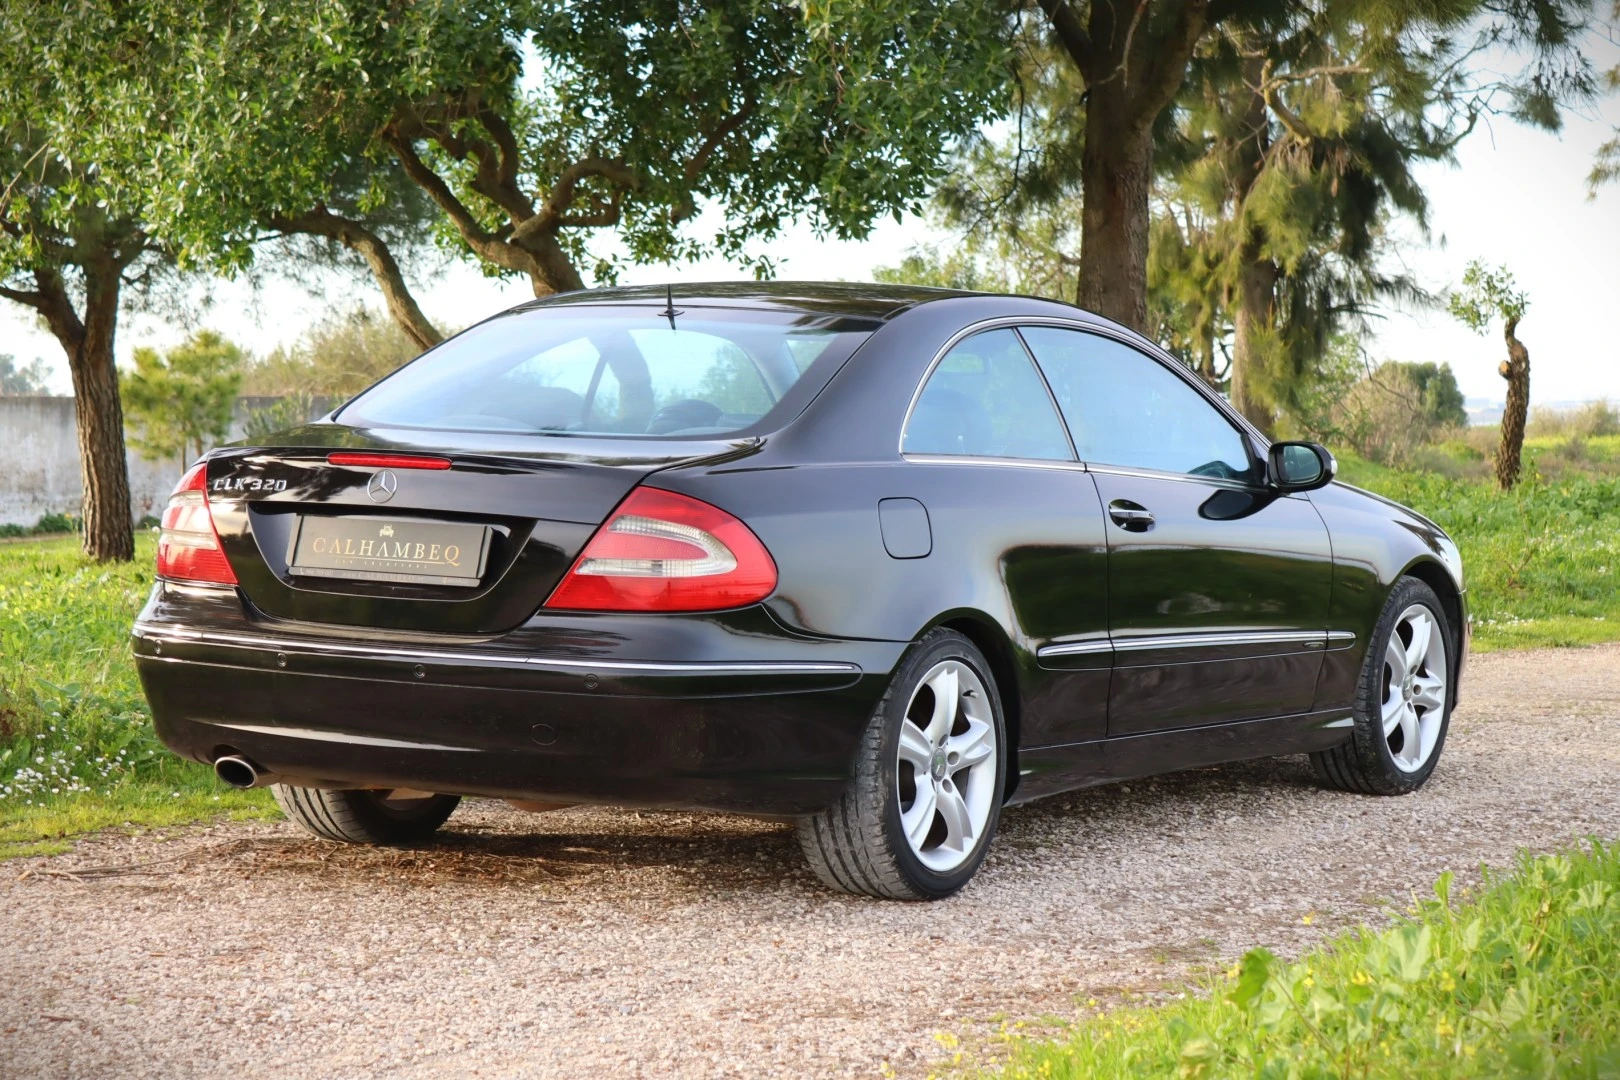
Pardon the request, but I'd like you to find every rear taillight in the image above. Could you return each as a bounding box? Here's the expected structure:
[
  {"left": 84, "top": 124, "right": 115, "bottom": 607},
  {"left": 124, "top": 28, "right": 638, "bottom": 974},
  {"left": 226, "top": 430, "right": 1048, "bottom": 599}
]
[
  {"left": 155, "top": 461, "right": 237, "bottom": 586},
  {"left": 544, "top": 488, "right": 776, "bottom": 612}
]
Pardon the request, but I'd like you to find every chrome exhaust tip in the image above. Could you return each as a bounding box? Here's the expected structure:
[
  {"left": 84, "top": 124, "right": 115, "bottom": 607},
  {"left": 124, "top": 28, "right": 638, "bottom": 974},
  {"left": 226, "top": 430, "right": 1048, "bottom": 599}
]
[{"left": 214, "top": 755, "right": 264, "bottom": 789}]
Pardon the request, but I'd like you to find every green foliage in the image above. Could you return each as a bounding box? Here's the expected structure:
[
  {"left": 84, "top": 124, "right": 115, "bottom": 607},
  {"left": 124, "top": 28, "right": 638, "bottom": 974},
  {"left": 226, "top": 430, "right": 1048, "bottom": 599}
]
[
  {"left": 1338, "top": 452, "right": 1620, "bottom": 651},
  {"left": 992, "top": 842, "right": 1620, "bottom": 1078},
  {"left": 0, "top": 535, "right": 271, "bottom": 850},
  {"left": 241, "top": 393, "right": 321, "bottom": 444},
  {"left": 121, "top": 330, "right": 245, "bottom": 467},
  {"left": 929, "top": 0, "right": 1596, "bottom": 423},
  {"left": 240, "top": 306, "right": 422, "bottom": 400},
  {"left": 0, "top": 354, "right": 53, "bottom": 395},
  {"left": 1449, "top": 261, "right": 1530, "bottom": 332},
  {"left": 1527, "top": 400, "right": 1620, "bottom": 440},
  {"left": 1593, "top": 2, "right": 1620, "bottom": 194},
  {"left": 0, "top": 513, "right": 81, "bottom": 540},
  {"left": 1391, "top": 362, "right": 1468, "bottom": 430},
  {"left": 28, "top": 0, "right": 1011, "bottom": 299},
  {"left": 872, "top": 244, "right": 1010, "bottom": 292}
]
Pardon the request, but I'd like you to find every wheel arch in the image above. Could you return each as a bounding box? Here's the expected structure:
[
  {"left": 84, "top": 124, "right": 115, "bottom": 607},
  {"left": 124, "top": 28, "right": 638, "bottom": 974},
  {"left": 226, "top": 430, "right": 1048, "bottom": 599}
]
[{"left": 924, "top": 609, "right": 1025, "bottom": 802}]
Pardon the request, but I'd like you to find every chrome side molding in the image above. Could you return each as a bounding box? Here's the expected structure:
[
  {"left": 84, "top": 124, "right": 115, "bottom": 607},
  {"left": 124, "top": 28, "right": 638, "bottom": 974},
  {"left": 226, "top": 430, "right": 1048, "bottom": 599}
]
[{"left": 1038, "top": 628, "right": 1358, "bottom": 661}]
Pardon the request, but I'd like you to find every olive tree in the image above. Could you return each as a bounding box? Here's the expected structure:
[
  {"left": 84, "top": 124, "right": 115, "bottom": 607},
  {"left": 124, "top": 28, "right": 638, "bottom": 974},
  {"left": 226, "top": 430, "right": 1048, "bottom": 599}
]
[
  {"left": 0, "top": 123, "right": 157, "bottom": 560},
  {"left": 79, "top": 0, "right": 1011, "bottom": 342},
  {"left": 1449, "top": 261, "right": 1532, "bottom": 489}
]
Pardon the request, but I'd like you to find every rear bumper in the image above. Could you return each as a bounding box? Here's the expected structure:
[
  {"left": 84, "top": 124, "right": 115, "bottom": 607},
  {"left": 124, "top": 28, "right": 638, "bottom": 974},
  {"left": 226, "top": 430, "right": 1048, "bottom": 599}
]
[{"left": 132, "top": 590, "right": 902, "bottom": 815}]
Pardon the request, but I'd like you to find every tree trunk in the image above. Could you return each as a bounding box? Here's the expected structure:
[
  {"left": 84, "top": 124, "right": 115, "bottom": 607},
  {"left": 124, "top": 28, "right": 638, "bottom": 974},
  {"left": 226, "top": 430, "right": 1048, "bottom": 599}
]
[
  {"left": 1231, "top": 255, "right": 1278, "bottom": 432},
  {"left": 344, "top": 227, "right": 442, "bottom": 350},
  {"left": 1496, "top": 318, "right": 1530, "bottom": 489},
  {"left": 522, "top": 232, "right": 586, "bottom": 298},
  {"left": 1227, "top": 62, "right": 1276, "bottom": 433},
  {"left": 271, "top": 210, "right": 443, "bottom": 351},
  {"left": 1076, "top": 106, "right": 1153, "bottom": 332},
  {"left": 34, "top": 263, "right": 136, "bottom": 561}
]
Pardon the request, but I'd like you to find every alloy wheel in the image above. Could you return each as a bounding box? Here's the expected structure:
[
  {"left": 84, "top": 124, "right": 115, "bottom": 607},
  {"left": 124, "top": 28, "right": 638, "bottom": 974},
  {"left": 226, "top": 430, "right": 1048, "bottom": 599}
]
[
  {"left": 895, "top": 660, "right": 998, "bottom": 872},
  {"left": 1381, "top": 604, "right": 1449, "bottom": 772}
]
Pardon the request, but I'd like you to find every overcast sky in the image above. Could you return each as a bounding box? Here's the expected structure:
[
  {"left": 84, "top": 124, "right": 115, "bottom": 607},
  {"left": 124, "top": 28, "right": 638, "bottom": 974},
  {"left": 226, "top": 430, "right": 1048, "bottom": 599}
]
[{"left": 3, "top": 33, "right": 1616, "bottom": 408}]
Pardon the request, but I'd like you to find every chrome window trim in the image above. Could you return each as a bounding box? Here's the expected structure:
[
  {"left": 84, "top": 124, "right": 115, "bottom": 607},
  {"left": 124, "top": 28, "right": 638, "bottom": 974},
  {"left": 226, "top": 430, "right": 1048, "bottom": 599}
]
[
  {"left": 901, "top": 453, "right": 1090, "bottom": 473},
  {"left": 132, "top": 623, "right": 861, "bottom": 676},
  {"left": 902, "top": 314, "right": 1271, "bottom": 476},
  {"left": 1085, "top": 462, "right": 1260, "bottom": 493},
  {"left": 898, "top": 316, "right": 1085, "bottom": 460}
]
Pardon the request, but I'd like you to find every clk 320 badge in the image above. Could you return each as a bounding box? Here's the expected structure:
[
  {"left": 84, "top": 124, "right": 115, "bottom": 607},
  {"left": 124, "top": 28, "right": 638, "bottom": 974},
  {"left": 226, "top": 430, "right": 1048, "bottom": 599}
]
[{"left": 211, "top": 476, "right": 287, "bottom": 492}]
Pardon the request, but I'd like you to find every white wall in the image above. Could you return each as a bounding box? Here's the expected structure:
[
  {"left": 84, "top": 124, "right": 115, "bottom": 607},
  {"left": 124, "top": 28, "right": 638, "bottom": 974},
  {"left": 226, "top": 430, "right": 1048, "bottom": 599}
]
[{"left": 0, "top": 396, "right": 311, "bottom": 526}]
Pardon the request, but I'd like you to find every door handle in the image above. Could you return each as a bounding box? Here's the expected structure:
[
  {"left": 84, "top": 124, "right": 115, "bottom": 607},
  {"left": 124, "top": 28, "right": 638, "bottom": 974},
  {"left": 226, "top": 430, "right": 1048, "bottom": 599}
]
[{"left": 1108, "top": 501, "right": 1155, "bottom": 530}]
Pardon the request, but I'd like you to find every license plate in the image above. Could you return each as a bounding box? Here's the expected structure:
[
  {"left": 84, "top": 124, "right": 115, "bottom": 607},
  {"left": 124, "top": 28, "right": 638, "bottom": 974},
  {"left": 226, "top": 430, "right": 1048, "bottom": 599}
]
[{"left": 287, "top": 516, "right": 491, "bottom": 587}]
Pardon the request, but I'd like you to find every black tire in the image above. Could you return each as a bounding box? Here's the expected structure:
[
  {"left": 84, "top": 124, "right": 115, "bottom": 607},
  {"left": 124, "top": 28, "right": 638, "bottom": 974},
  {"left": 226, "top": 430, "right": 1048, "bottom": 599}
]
[
  {"left": 797, "top": 628, "right": 1006, "bottom": 900},
  {"left": 271, "top": 785, "right": 461, "bottom": 845},
  {"left": 1312, "top": 576, "right": 1455, "bottom": 795}
]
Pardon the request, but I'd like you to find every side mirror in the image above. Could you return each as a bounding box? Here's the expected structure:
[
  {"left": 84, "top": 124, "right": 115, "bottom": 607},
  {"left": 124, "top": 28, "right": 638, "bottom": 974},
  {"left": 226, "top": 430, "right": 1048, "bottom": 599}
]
[{"left": 1267, "top": 441, "right": 1336, "bottom": 492}]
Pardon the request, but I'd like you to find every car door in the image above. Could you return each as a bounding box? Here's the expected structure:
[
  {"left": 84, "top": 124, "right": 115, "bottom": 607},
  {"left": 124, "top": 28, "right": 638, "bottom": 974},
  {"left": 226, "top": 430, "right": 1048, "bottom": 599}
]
[
  {"left": 1020, "top": 325, "right": 1334, "bottom": 736},
  {"left": 900, "top": 327, "right": 1112, "bottom": 747}
]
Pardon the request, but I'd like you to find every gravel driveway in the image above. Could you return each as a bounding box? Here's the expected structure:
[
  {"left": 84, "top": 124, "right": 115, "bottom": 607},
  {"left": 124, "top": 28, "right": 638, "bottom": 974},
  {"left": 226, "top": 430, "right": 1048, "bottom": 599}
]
[{"left": 6, "top": 644, "right": 1620, "bottom": 1079}]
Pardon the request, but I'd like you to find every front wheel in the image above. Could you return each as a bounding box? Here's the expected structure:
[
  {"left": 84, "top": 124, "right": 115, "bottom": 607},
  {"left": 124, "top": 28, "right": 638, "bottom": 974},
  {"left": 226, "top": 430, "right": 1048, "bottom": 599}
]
[
  {"left": 272, "top": 785, "right": 461, "bottom": 845},
  {"left": 798, "top": 629, "right": 1006, "bottom": 900},
  {"left": 1312, "top": 576, "right": 1454, "bottom": 795}
]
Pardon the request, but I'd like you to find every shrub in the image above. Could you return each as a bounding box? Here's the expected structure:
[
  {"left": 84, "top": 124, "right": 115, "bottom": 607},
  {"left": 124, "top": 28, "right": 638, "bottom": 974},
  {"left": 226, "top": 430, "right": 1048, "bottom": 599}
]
[
  {"left": 1527, "top": 399, "right": 1620, "bottom": 439},
  {"left": 241, "top": 306, "right": 423, "bottom": 400},
  {"left": 0, "top": 513, "right": 82, "bottom": 539},
  {"left": 1332, "top": 362, "right": 1467, "bottom": 466},
  {"left": 242, "top": 391, "right": 324, "bottom": 442}
]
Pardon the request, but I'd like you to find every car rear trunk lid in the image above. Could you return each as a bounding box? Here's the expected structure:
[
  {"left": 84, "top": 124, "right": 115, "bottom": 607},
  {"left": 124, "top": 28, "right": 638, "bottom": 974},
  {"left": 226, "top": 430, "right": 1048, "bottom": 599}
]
[{"left": 202, "top": 426, "right": 754, "bottom": 635}]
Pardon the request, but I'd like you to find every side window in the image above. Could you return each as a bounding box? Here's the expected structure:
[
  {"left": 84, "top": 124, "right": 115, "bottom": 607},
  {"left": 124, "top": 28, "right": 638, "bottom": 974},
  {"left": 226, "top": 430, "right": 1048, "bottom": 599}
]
[
  {"left": 1020, "top": 327, "right": 1258, "bottom": 482},
  {"left": 902, "top": 329, "right": 1073, "bottom": 461}
]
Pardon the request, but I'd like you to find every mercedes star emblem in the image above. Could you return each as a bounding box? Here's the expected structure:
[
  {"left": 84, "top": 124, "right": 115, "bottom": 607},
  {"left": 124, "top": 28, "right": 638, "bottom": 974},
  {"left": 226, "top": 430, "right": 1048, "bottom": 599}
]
[{"left": 366, "top": 469, "right": 399, "bottom": 504}]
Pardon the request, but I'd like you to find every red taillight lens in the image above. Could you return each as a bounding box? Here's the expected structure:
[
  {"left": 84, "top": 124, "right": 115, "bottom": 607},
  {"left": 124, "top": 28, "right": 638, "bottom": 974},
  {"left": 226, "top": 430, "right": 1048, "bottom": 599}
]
[
  {"left": 155, "top": 461, "right": 237, "bottom": 585},
  {"left": 544, "top": 488, "right": 777, "bottom": 612}
]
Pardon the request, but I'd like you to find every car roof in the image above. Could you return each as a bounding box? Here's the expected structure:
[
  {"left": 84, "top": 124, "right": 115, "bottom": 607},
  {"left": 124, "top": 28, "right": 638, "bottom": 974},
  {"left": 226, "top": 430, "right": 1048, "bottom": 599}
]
[{"left": 511, "top": 280, "right": 994, "bottom": 322}]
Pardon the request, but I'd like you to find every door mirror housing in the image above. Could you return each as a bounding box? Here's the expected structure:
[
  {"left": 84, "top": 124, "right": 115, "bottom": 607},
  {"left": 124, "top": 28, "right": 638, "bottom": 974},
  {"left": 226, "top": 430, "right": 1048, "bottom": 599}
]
[{"left": 1267, "top": 441, "right": 1336, "bottom": 492}]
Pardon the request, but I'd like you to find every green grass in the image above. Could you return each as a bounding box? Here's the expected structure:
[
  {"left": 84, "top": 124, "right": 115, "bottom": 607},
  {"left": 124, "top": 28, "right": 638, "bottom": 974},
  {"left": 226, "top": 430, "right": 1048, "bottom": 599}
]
[
  {"left": 1336, "top": 451, "right": 1620, "bottom": 653},
  {"left": 0, "top": 534, "right": 272, "bottom": 857},
  {"left": 988, "top": 841, "right": 1620, "bottom": 1078}
]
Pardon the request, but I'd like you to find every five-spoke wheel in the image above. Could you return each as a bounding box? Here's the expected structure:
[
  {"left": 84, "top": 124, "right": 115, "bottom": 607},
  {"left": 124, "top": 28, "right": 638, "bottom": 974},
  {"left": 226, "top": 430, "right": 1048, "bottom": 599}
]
[
  {"left": 1381, "top": 603, "right": 1449, "bottom": 772},
  {"left": 895, "top": 660, "right": 999, "bottom": 873},
  {"left": 798, "top": 629, "right": 1006, "bottom": 899},
  {"left": 1313, "top": 576, "right": 1455, "bottom": 795}
]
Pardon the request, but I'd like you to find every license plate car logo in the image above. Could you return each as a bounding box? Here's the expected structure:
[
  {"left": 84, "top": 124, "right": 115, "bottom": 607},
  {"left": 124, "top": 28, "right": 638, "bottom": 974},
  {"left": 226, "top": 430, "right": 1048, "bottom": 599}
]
[{"left": 287, "top": 517, "right": 490, "bottom": 587}]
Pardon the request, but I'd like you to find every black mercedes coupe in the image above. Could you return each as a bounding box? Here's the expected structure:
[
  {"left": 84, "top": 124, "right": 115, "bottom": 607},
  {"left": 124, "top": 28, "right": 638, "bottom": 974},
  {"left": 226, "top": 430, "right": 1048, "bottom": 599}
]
[{"left": 133, "top": 283, "right": 1467, "bottom": 899}]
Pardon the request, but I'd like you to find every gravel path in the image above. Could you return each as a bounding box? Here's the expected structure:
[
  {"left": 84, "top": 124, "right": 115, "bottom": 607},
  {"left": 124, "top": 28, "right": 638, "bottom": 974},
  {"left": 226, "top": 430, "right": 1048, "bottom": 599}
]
[{"left": 5, "top": 644, "right": 1620, "bottom": 1079}]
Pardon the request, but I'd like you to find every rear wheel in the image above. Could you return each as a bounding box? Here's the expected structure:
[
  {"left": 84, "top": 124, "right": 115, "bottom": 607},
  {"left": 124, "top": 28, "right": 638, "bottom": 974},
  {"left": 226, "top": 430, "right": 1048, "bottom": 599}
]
[
  {"left": 272, "top": 785, "right": 460, "bottom": 845},
  {"left": 798, "top": 629, "right": 1005, "bottom": 900},
  {"left": 1312, "top": 577, "right": 1454, "bottom": 795}
]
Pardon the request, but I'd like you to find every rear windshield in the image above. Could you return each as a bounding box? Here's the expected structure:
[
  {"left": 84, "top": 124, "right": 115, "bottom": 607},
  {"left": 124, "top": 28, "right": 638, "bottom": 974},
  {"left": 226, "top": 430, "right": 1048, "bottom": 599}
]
[{"left": 336, "top": 307, "right": 876, "bottom": 438}]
